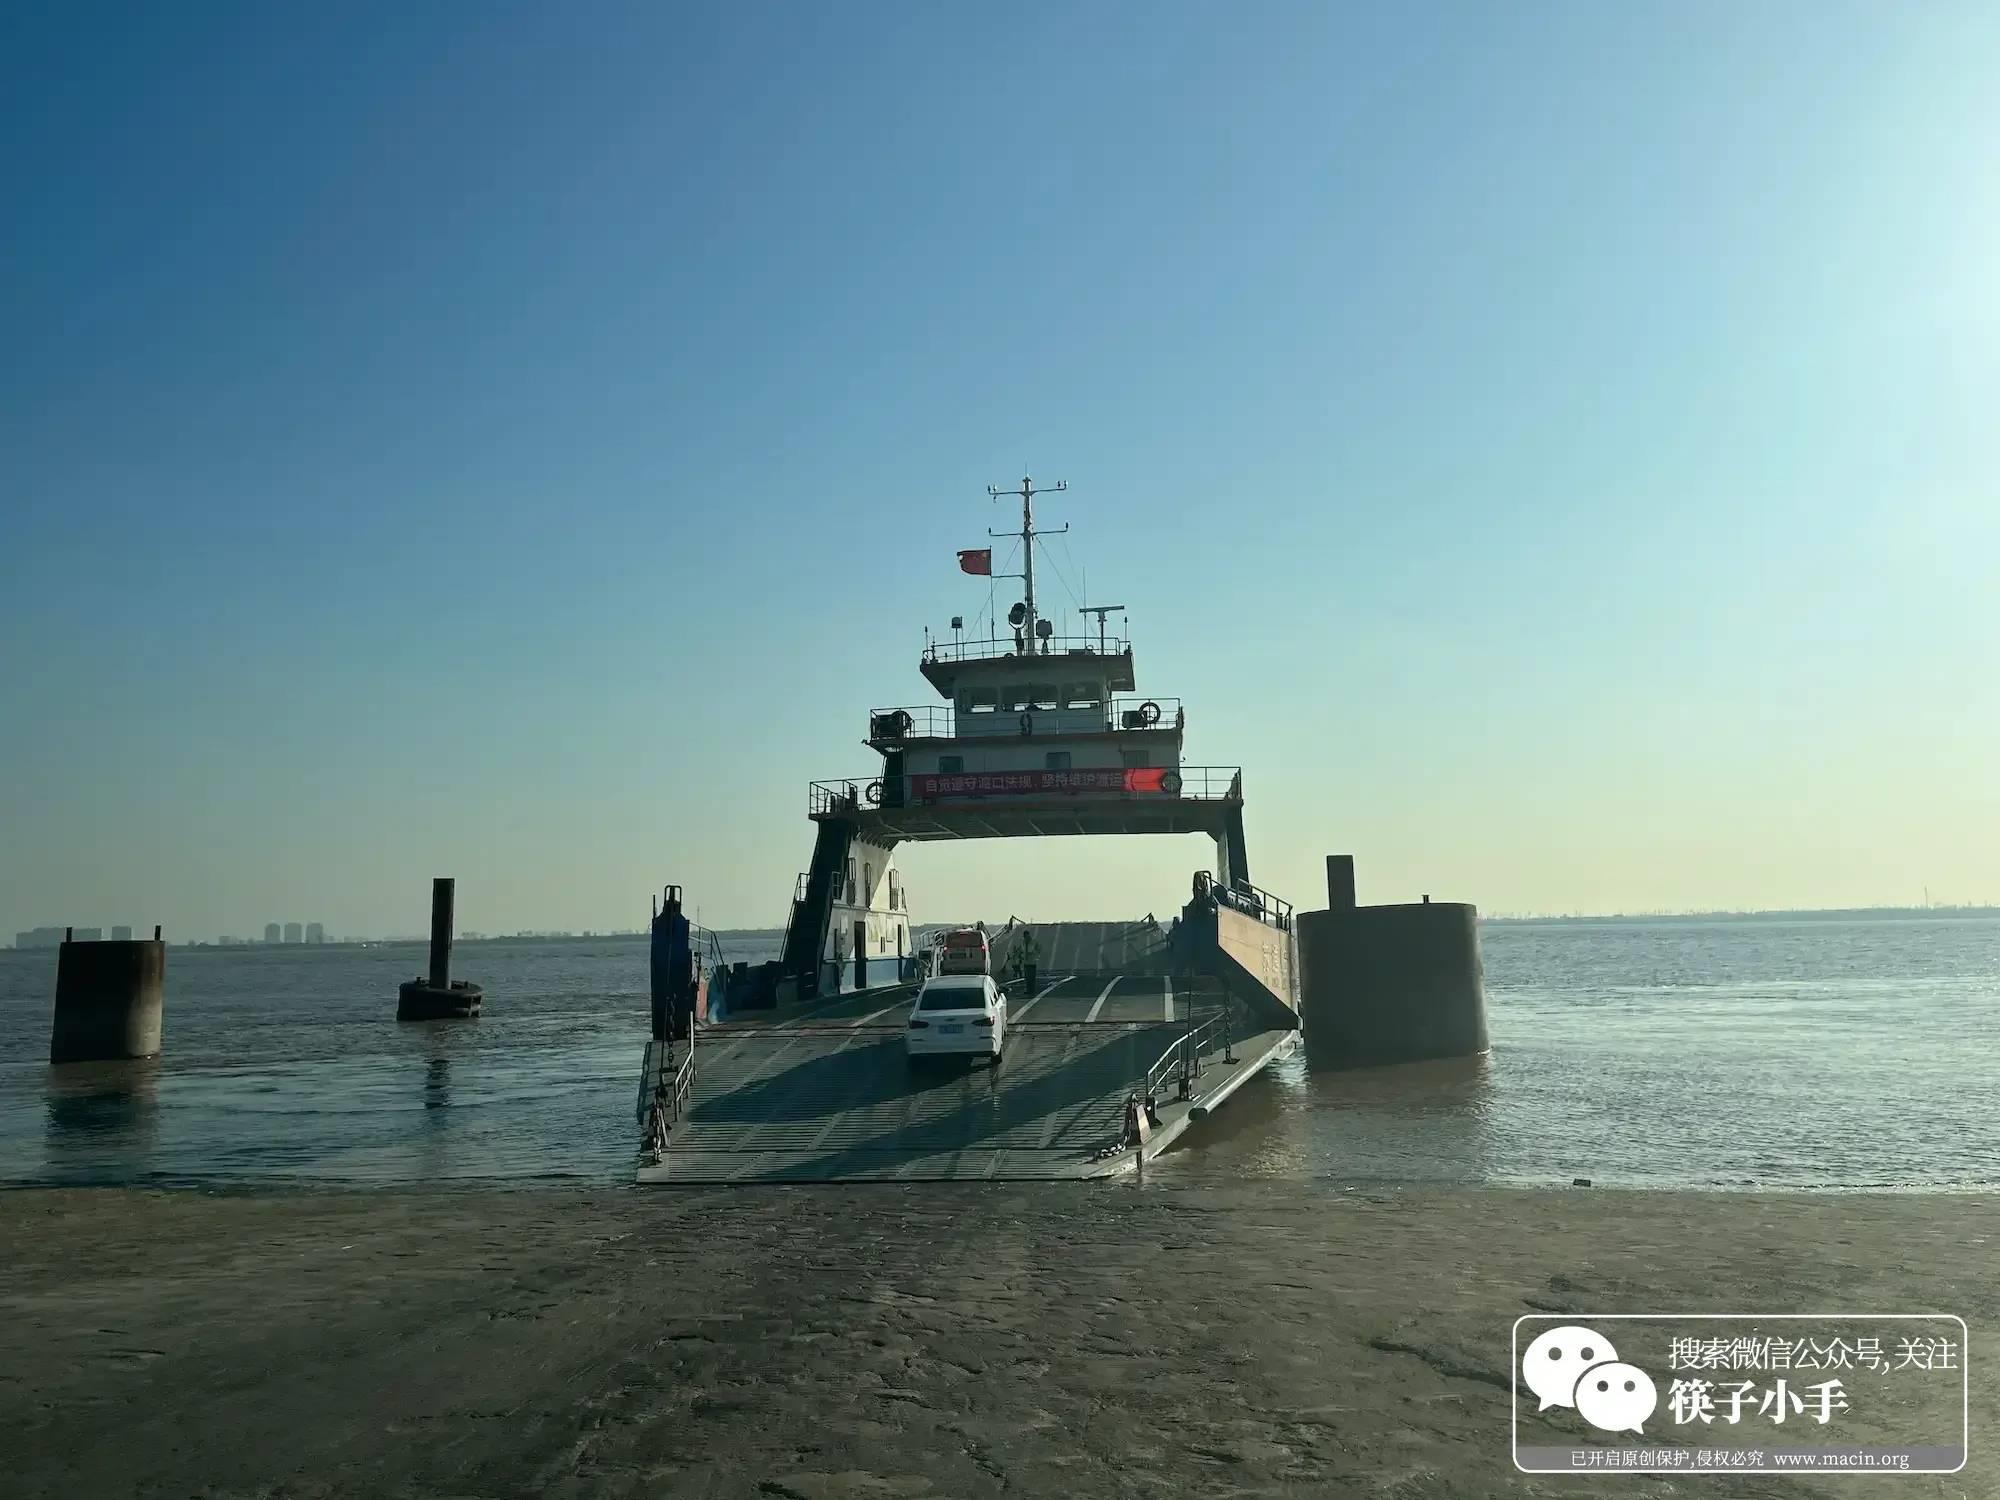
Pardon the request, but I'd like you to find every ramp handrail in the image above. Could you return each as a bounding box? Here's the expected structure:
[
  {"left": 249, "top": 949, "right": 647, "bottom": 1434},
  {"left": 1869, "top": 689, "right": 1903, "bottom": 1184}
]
[
  {"left": 638, "top": 1037, "right": 698, "bottom": 1157},
  {"left": 1192, "top": 869, "right": 1294, "bottom": 931},
  {"left": 1098, "top": 1008, "right": 1238, "bottom": 1159},
  {"left": 1146, "top": 1009, "right": 1234, "bottom": 1106}
]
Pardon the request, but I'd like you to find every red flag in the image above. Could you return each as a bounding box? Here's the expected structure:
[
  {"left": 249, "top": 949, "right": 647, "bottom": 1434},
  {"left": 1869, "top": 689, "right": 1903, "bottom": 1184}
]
[{"left": 957, "top": 548, "right": 992, "bottom": 576}]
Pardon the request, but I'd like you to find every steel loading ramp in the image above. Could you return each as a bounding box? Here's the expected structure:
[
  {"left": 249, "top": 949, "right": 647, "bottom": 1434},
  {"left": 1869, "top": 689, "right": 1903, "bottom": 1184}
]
[
  {"left": 1173, "top": 875, "right": 1302, "bottom": 1034},
  {"left": 634, "top": 970, "right": 1300, "bottom": 1184},
  {"left": 643, "top": 1017, "right": 1170, "bottom": 1182}
]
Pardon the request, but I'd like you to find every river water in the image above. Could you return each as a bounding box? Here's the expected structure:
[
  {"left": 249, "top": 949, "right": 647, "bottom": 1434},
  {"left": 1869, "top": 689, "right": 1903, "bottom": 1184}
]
[{"left": 2, "top": 916, "right": 1994, "bottom": 1190}]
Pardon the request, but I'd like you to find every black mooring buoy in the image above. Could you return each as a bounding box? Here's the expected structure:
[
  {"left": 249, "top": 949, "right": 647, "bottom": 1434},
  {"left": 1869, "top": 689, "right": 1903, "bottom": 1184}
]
[{"left": 397, "top": 878, "right": 482, "bottom": 1020}]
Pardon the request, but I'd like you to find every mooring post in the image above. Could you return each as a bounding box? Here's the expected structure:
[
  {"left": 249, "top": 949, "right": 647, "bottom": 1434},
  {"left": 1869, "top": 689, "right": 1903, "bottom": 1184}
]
[
  {"left": 651, "top": 886, "right": 694, "bottom": 1044},
  {"left": 428, "top": 877, "right": 453, "bottom": 989},
  {"left": 1326, "top": 854, "right": 1357, "bottom": 911},
  {"left": 397, "top": 877, "right": 481, "bottom": 1020}
]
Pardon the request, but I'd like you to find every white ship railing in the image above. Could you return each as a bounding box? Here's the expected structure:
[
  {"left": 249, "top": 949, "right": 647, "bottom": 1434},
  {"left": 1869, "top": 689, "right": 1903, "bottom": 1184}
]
[{"left": 867, "top": 698, "right": 1185, "bottom": 741}]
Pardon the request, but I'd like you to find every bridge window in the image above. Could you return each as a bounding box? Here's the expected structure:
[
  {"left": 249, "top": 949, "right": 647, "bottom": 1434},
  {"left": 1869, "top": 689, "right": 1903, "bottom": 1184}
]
[
  {"left": 961, "top": 687, "right": 997, "bottom": 714},
  {"left": 939, "top": 754, "right": 964, "bottom": 774},
  {"left": 1120, "top": 746, "right": 1150, "bottom": 769},
  {"left": 845, "top": 858, "right": 856, "bottom": 905},
  {"left": 1045, "top": 750, "right": 1071, "bottom": 770},
  {"left": 1029, "top": 682, "right": 1059, "bottom": 709},
  {"left": 863, "top": 862, "right": 873, "bottom": 902},
  {"left": 1064, "top": 681, "right": 1103, "bottom": 709},
  {"left": 1002, "top": 683, "right": 1032, "bottom": 712}
]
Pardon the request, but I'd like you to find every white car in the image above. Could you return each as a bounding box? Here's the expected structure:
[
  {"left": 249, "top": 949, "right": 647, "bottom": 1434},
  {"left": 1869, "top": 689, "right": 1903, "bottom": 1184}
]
[{"left": 905, "top": 975, "right": 1007, "bottom": 1065}]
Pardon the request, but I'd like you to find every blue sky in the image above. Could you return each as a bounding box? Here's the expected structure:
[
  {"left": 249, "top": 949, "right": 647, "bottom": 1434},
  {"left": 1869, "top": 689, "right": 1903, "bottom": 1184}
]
[{"left": 4, "top": 2, "right": 1996, "bottom": 939}]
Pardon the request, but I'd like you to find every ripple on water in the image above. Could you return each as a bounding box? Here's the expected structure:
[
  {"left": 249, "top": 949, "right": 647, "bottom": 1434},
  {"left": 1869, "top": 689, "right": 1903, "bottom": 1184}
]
[{"left": 3, "top": 920, "right": 1996, "bottom": 1188}]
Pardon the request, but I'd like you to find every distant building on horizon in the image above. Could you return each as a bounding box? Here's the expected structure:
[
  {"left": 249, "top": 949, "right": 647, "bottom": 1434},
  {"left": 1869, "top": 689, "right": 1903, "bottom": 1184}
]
[
  {"left": 283, "top": 922, "right": 303, "bottom": 944},
  {"left": 264, "top": 923, "right": 280, "bottom": 944},
  {"left": 111, "top": 925, "right": 133, "bottom": 941},
  {"left": 73, "top": 927, "right": 102, "bottom": 941},
  {"left": 305, "top": 922, "right": 325, "bottom": 944},
  {"left": 13, "top": 926, "right": 65, "bottom": 949}
]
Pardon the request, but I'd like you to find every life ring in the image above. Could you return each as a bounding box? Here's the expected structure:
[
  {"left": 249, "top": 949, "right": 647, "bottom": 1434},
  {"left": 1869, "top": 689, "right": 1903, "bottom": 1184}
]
[
  {"left": 1019, "top": 712, "right": 1033, "bottom": 736},
  {"left": 1138, "top": 700, "right": 1162, "bottom": 725},
  {"left": 1160, "top": 770, "right": 1183, "bottom": 795},
  {"left": 864, "top": 780, "right": 884, "bottom": 806}
]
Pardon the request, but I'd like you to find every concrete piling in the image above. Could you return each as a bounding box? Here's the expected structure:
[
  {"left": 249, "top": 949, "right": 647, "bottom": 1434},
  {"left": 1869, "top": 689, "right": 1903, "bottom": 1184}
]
[
  {"left": 1297, "top": 855, "right": 1487, "bottom": 1069},
  {"left": 397, "top": 878, "right": 482, "bottom": 1020},
  {"left": 50, "top": 932, "right": 166, "bottom": 1063},
  {"left": 427, "top": 877, "right": 453, "bottom": 989}
]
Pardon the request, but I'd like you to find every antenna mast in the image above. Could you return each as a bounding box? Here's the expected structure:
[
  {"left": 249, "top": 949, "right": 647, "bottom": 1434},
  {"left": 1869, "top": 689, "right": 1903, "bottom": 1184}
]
[
  {"left": 987, "top": 475, "right": 1067, "bottom": 654},
  {"left": 1079, "top": 603, "right": 1125, "bottom": 654}
]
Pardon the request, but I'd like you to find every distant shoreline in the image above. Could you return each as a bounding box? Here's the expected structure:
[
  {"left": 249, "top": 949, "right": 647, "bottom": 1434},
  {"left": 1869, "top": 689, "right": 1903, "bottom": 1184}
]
[{"left": 5, "top": 907, "right": 1994, "bottom": 952}]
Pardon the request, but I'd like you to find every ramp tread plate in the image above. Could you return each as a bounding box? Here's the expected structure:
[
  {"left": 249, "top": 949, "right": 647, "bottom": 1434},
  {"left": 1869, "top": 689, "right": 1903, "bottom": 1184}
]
[{"left": 661, "top": 1024, "right": 1181, "bottom": 1182}]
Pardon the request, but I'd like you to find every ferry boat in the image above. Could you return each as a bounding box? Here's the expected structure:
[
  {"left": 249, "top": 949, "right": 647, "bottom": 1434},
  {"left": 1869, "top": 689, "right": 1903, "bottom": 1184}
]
[{"left": 638, "top": 476, "right": 1304, "bottom": 1182}]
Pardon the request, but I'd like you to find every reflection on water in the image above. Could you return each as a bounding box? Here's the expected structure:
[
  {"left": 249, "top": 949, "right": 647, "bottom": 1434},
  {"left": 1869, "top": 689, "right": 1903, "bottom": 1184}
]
[
  {"left": 2, "top": 919, "right": 1996, "bottom": 1188},
  {"left": 1154, "top": 917, "right": 2000, "bottom": 1190},
  {"left": 44, "top": 1059, "right": 160, "bottom": 1180},
  {"left": 1160, "top": 1049, "right": 1501, "bottom": 1185}
]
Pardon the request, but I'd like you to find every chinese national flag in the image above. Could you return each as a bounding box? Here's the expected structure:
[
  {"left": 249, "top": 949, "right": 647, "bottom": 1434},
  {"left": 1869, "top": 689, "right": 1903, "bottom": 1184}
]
[{"left": 957, "top": 548, "right": 993, "bottom": 576}]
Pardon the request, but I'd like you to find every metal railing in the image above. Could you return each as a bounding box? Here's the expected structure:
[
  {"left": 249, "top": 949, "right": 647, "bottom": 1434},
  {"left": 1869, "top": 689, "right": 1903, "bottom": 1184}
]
[
  {"left": 1109, "top": 696, "right": 1185, "bottom": 732},
  {"left": 1145, "top": 1009, "right": 1236, "bottom": 1109},
  {"left": 638, "top": 1036, "right": 698, "bottom": 1158},
  {"left": 868, "top": 698, "right": 1186, "bottom": 741},
  {"left": 635, "top": 915, "right": 723, "bottom": 1157},
  {"left": 811, "top": 765, "right": 1243, "bottom": 817},
  {"left": 868, "top": 705, "right": 953, "bottom": 740},
  {"left": 923, "top": 634, "right": 1130, "bottom": 665},
  {"left": 1193, "top": 869, "right": 1293, "bottom": 931},
  {"left": 1094, "top": 1008, "right": 1238, "bottom": 1161}
]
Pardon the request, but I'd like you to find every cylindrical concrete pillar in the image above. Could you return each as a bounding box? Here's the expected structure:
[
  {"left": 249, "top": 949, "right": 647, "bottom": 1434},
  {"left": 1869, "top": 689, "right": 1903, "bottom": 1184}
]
[
  {"left": 1298, "top": 901, "right": 1487, "bottom": 1069},
  {"left": 427, "top": 878, "right": 453, "bottom": 989},
  {"left": 51, "top": 937, "right": 166, "bottom": 1063}
]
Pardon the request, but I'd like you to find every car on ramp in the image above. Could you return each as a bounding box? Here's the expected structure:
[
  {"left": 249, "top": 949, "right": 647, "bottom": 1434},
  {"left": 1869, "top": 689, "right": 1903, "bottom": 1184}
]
[{"left": 905, "top": 975, "right": 1007, "bottom": 1066}]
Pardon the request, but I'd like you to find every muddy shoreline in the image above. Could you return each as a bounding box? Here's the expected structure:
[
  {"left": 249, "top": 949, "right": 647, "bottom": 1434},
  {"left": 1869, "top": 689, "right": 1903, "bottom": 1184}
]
[{"left": 1, "top": 1184, "right": 1991, "bottom": 1497}]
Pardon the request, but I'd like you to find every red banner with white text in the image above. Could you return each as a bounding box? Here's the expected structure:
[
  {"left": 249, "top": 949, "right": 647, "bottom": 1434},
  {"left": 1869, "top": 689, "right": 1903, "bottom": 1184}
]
[{"left": 910, "top": 768, "right": 1170, "bottom": 799}]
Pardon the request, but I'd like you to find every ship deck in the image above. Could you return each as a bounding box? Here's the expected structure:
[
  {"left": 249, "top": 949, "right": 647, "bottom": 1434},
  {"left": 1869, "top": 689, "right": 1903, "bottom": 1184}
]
[{"left": 636, "top": 973, "right": 1295, "bottom": 1184}]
